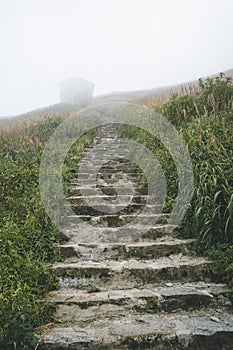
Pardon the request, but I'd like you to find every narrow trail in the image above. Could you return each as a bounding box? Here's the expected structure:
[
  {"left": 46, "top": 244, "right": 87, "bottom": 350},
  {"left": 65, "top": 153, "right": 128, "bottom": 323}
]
[{"left": 41, "top": 124, "right": 233, "bottom": 349}]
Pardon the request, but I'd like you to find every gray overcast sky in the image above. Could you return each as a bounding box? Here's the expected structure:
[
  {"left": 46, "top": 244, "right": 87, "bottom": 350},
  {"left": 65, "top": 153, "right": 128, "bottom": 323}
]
[{"left": 0, "top": 0, "right": 233, "bottom": 116}]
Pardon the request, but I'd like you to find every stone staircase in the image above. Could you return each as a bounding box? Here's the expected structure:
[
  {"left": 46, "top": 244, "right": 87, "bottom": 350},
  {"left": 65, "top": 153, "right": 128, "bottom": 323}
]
[{"left": 40, "top": 124, "right": 233, "bottom": 349}]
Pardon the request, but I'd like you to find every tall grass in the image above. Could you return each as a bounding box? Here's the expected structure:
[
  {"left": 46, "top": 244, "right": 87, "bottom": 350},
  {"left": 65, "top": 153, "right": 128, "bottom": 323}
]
[
  {"left": 135, "top": 81, "right": 199, "bottom": 108},
  {"left": 0, "top": 114, "right": 95, "bottom": 349},
  {"left": 120, "top": 74, "right": 233, "bottom": 287}
]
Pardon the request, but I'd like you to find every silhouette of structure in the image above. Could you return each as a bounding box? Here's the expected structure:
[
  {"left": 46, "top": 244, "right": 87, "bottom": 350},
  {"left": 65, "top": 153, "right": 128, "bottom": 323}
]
[{"left": 59, "top": 77, "right": 94, "bottom": 104}]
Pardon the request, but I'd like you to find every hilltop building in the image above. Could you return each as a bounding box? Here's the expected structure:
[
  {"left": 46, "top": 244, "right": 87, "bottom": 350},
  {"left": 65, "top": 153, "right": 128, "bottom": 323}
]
[{"left": 59, "top": 77, "right": 94, "bottom": 104}]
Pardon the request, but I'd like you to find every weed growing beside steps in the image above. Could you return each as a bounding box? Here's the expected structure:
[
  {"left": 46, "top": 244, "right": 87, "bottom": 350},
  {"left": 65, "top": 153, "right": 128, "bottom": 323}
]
[{"left": 0, "top": 115, "right": 95, "bottom": 349}]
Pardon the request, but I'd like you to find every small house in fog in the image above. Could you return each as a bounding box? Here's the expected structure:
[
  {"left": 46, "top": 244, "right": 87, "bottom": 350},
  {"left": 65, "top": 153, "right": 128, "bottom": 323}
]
[{"left": 59, "top": 77, "right": 94, "bottom": 104}]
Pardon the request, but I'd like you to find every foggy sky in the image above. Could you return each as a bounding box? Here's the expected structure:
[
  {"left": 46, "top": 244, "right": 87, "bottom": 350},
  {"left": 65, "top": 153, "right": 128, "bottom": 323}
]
[{"left": 0, "top": 0, "right": 233, "bottom": 116}]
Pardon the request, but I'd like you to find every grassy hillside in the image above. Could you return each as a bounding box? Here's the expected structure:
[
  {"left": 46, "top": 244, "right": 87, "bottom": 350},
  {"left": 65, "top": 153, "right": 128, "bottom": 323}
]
[
  {"left": 119, "top": 73, "right": 233, "bottom": 287},
  {"left": 134, "top": 69, "right": 233, "bottom": 108},
  {"left": 0, "top": 115, "right": 95, "bottom": 349},
  {"left": 2, "top": 69, "right": 232, "bottom": 122}
]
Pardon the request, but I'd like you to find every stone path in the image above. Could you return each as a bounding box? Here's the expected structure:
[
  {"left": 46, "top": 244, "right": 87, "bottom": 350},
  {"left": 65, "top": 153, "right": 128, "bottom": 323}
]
[{"left": 40, "top": 124, "right": 233, "bottom": 349}]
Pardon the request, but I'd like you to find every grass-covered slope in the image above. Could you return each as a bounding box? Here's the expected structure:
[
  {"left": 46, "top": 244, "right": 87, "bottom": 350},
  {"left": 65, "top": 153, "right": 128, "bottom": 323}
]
[
  {"left": 119, "top": 74, "right": 233, "bottom": 288},
  {"left": 0, "top": 115, "right": 95, "bottom": 349}
]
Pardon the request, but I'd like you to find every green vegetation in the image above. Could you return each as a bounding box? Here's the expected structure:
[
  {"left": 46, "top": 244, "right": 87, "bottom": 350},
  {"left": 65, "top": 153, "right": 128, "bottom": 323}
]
[
  {"left": 0, "top": 116, "right": 95, "bottom": 349},
  {"left": 119, "top": 74, "right": 233, "bottom": 287}
]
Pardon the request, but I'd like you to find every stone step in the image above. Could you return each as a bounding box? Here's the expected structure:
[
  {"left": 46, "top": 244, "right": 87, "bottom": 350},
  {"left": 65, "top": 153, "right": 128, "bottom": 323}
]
[
  {"left": 71, "top": 174, "right": 143, "bottom": 183},
  {"left": 70, "top": 179, "right": 139, "bottom": 186},
  {"left": 69, "top": 187, "right": 147, "bottom": 197},
  {"left": 82, "top": 146, "right": 130, "bottom": 152},
  {"left": 52, "top": 256, "right": 212, "bottom": 290},
  {"left": 78, "top": 157, "right": 133, "bottom": 165},
  {"left": 70, "top": 183, "right": 141, "bottom": 189},
  {"left": 79, "top": 154, "right": 130, "bottom": 160},
  {"left": 81, "top": 147, "right": 130, "bottom": 151},
  {"left": 68, "top": 203, "right": 158, "bottom": 215},
  {"left": 78, "top": 159, "right": 135, "bottom": 165},
  {"left": 39, "top": 309, "right": 233, "bottom": 349},
  {"left": 76, "top": 164, "right": 142, "bottom": 173},
  {"left": 83, "top": 159, "right": 138, "bottom": 163},
  {"left": 74, "top": 172, "right": 140, "bottom": 178},
  {"left": 64, "top": 224, "right": 176, "bottom": 243},
  {"left": 66, "top": 213, "right": 169, "bottom": 227},
  {"left": 59, "top": 237, "right": 195, "bottom": 261},
  {"left": 67, "top": 195, "right": 154, "bottom": 205},
  {"left": 48, "top": 283, "right": 232, "bottom": 323},
  {"left": 75, "top": 170, "right": 141, "bottom": 177}
]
